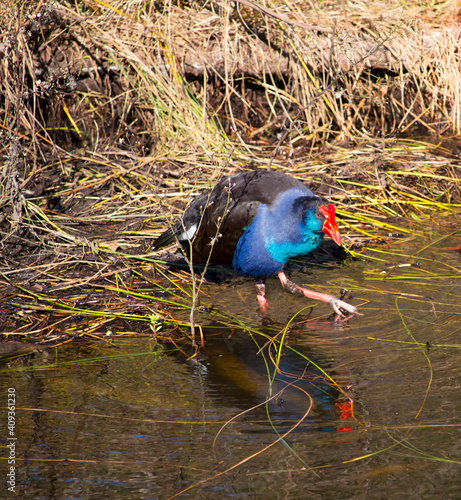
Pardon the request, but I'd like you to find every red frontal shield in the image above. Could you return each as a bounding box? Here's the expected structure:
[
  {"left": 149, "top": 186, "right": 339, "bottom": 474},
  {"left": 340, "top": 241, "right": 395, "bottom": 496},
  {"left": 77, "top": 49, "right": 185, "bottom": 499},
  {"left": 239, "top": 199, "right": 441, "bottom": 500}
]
[{"left": 319, "top": 204, "right": 341, "bottom": 246}]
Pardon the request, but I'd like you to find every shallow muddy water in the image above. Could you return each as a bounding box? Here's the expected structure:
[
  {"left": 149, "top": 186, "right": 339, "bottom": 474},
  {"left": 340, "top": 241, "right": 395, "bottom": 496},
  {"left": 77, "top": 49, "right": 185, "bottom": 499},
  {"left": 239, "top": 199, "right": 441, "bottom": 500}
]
[{"left": 1, "top": 217, "right": 461, "bottom": 498}]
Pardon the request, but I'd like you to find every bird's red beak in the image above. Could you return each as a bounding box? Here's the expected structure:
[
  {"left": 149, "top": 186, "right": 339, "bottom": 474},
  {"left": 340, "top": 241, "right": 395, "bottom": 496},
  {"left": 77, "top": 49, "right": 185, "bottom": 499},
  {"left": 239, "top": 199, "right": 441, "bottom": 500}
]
[{"left": 319, "top": 204, "right": 342, "bottom": 246}]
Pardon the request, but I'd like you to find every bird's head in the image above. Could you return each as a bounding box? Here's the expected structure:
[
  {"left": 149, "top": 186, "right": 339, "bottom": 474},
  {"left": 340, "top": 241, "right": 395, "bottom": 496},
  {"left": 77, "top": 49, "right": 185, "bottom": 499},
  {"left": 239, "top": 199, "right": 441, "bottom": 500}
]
[{"left": 292, "top": 197, "right": 342, "bottom": 247}]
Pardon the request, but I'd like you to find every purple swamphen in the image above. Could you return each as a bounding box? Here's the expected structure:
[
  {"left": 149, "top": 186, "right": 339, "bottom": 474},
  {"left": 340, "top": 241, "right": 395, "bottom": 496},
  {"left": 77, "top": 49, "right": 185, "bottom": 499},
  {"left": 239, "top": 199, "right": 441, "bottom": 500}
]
[{"left": 154, "top": 170, "right": 359, "bottom": 317}]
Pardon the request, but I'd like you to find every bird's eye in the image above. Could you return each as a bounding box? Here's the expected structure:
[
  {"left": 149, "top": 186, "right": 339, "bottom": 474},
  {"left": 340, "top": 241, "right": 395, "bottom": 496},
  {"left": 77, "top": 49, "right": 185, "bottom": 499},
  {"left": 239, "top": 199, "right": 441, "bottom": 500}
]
[{"left": 316, "top": 211, "right": 322, "bottom": 218}]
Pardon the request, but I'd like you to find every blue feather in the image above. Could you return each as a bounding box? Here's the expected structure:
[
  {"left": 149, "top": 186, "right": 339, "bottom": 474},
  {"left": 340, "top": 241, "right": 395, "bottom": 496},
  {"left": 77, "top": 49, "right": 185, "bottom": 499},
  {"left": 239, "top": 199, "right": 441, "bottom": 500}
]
[{"left": 233, "top": 188, "right": 325, "bottom": 276}]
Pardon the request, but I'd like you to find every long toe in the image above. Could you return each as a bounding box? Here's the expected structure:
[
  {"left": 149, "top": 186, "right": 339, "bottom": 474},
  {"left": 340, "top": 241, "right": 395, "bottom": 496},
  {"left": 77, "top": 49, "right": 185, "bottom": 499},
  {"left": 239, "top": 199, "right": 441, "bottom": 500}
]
[{"left": 329, "top": 298, "right": 361, "bottom": 316}]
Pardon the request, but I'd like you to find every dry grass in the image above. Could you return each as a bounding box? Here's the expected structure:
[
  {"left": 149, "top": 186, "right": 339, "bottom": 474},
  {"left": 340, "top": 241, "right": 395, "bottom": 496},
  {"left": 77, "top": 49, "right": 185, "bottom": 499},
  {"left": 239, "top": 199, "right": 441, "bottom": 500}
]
[{"left": 1, "top": 0, "right": 461, "bottom": 345}]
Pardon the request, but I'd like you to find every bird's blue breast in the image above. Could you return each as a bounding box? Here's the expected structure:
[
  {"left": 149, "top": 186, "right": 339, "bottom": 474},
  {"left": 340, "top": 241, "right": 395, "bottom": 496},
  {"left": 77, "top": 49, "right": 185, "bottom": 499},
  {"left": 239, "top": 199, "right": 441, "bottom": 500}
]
[
  {"left": 232, "top": 187, "right": 324, "bottom": 277},
  {"left": 233, "top": 221, "right": 284, "bottom": 276}
]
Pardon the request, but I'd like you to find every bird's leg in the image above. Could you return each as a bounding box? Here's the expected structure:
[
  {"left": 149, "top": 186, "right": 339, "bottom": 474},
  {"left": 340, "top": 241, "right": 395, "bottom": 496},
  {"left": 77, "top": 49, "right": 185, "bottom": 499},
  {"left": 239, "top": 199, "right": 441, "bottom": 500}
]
[
  {"left": 277, "top": 271, "right": 362, "bottom": 317},
  {"left": 255, "top": 279, "right": 269, "bottom": 314}
]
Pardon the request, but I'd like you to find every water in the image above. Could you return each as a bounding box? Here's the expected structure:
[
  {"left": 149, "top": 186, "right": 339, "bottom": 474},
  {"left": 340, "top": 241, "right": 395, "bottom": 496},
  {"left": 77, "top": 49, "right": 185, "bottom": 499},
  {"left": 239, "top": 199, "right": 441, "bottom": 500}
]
[{"left": 1, "top": 219, "right": 461, "bottom": 499}]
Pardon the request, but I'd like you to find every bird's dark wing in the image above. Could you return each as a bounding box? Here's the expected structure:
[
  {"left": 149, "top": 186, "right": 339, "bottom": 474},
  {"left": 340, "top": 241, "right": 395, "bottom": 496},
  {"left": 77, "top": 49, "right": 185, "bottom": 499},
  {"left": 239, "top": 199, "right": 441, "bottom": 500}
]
[{"left": 189, "top": 171, "right": 311, "bottom": 264}]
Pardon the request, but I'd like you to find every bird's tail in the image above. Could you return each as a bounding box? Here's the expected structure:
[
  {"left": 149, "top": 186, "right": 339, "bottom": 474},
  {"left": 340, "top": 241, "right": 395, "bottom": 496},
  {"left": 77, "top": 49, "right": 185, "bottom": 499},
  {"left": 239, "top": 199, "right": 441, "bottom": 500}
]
[{"left": 153, "top": 228, "right": 176, "bottom": 249}]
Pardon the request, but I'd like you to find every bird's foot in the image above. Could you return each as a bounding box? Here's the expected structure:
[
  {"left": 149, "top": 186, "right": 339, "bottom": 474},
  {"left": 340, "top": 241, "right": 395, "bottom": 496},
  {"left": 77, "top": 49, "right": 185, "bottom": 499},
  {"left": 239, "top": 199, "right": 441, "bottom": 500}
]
[
  {"left": 256, "top": 282, "right": 269, "bottom": 315},
  {"left": 328, "top": 297, "right": 361, "bottom": 317}
]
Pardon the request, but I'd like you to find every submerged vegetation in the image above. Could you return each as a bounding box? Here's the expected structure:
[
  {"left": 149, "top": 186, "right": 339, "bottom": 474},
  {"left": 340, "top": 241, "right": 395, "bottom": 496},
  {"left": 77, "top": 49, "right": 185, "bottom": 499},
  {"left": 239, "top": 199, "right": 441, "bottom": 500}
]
[{"left": 1, "top": 0, "right": 461, "bottom": 345}]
